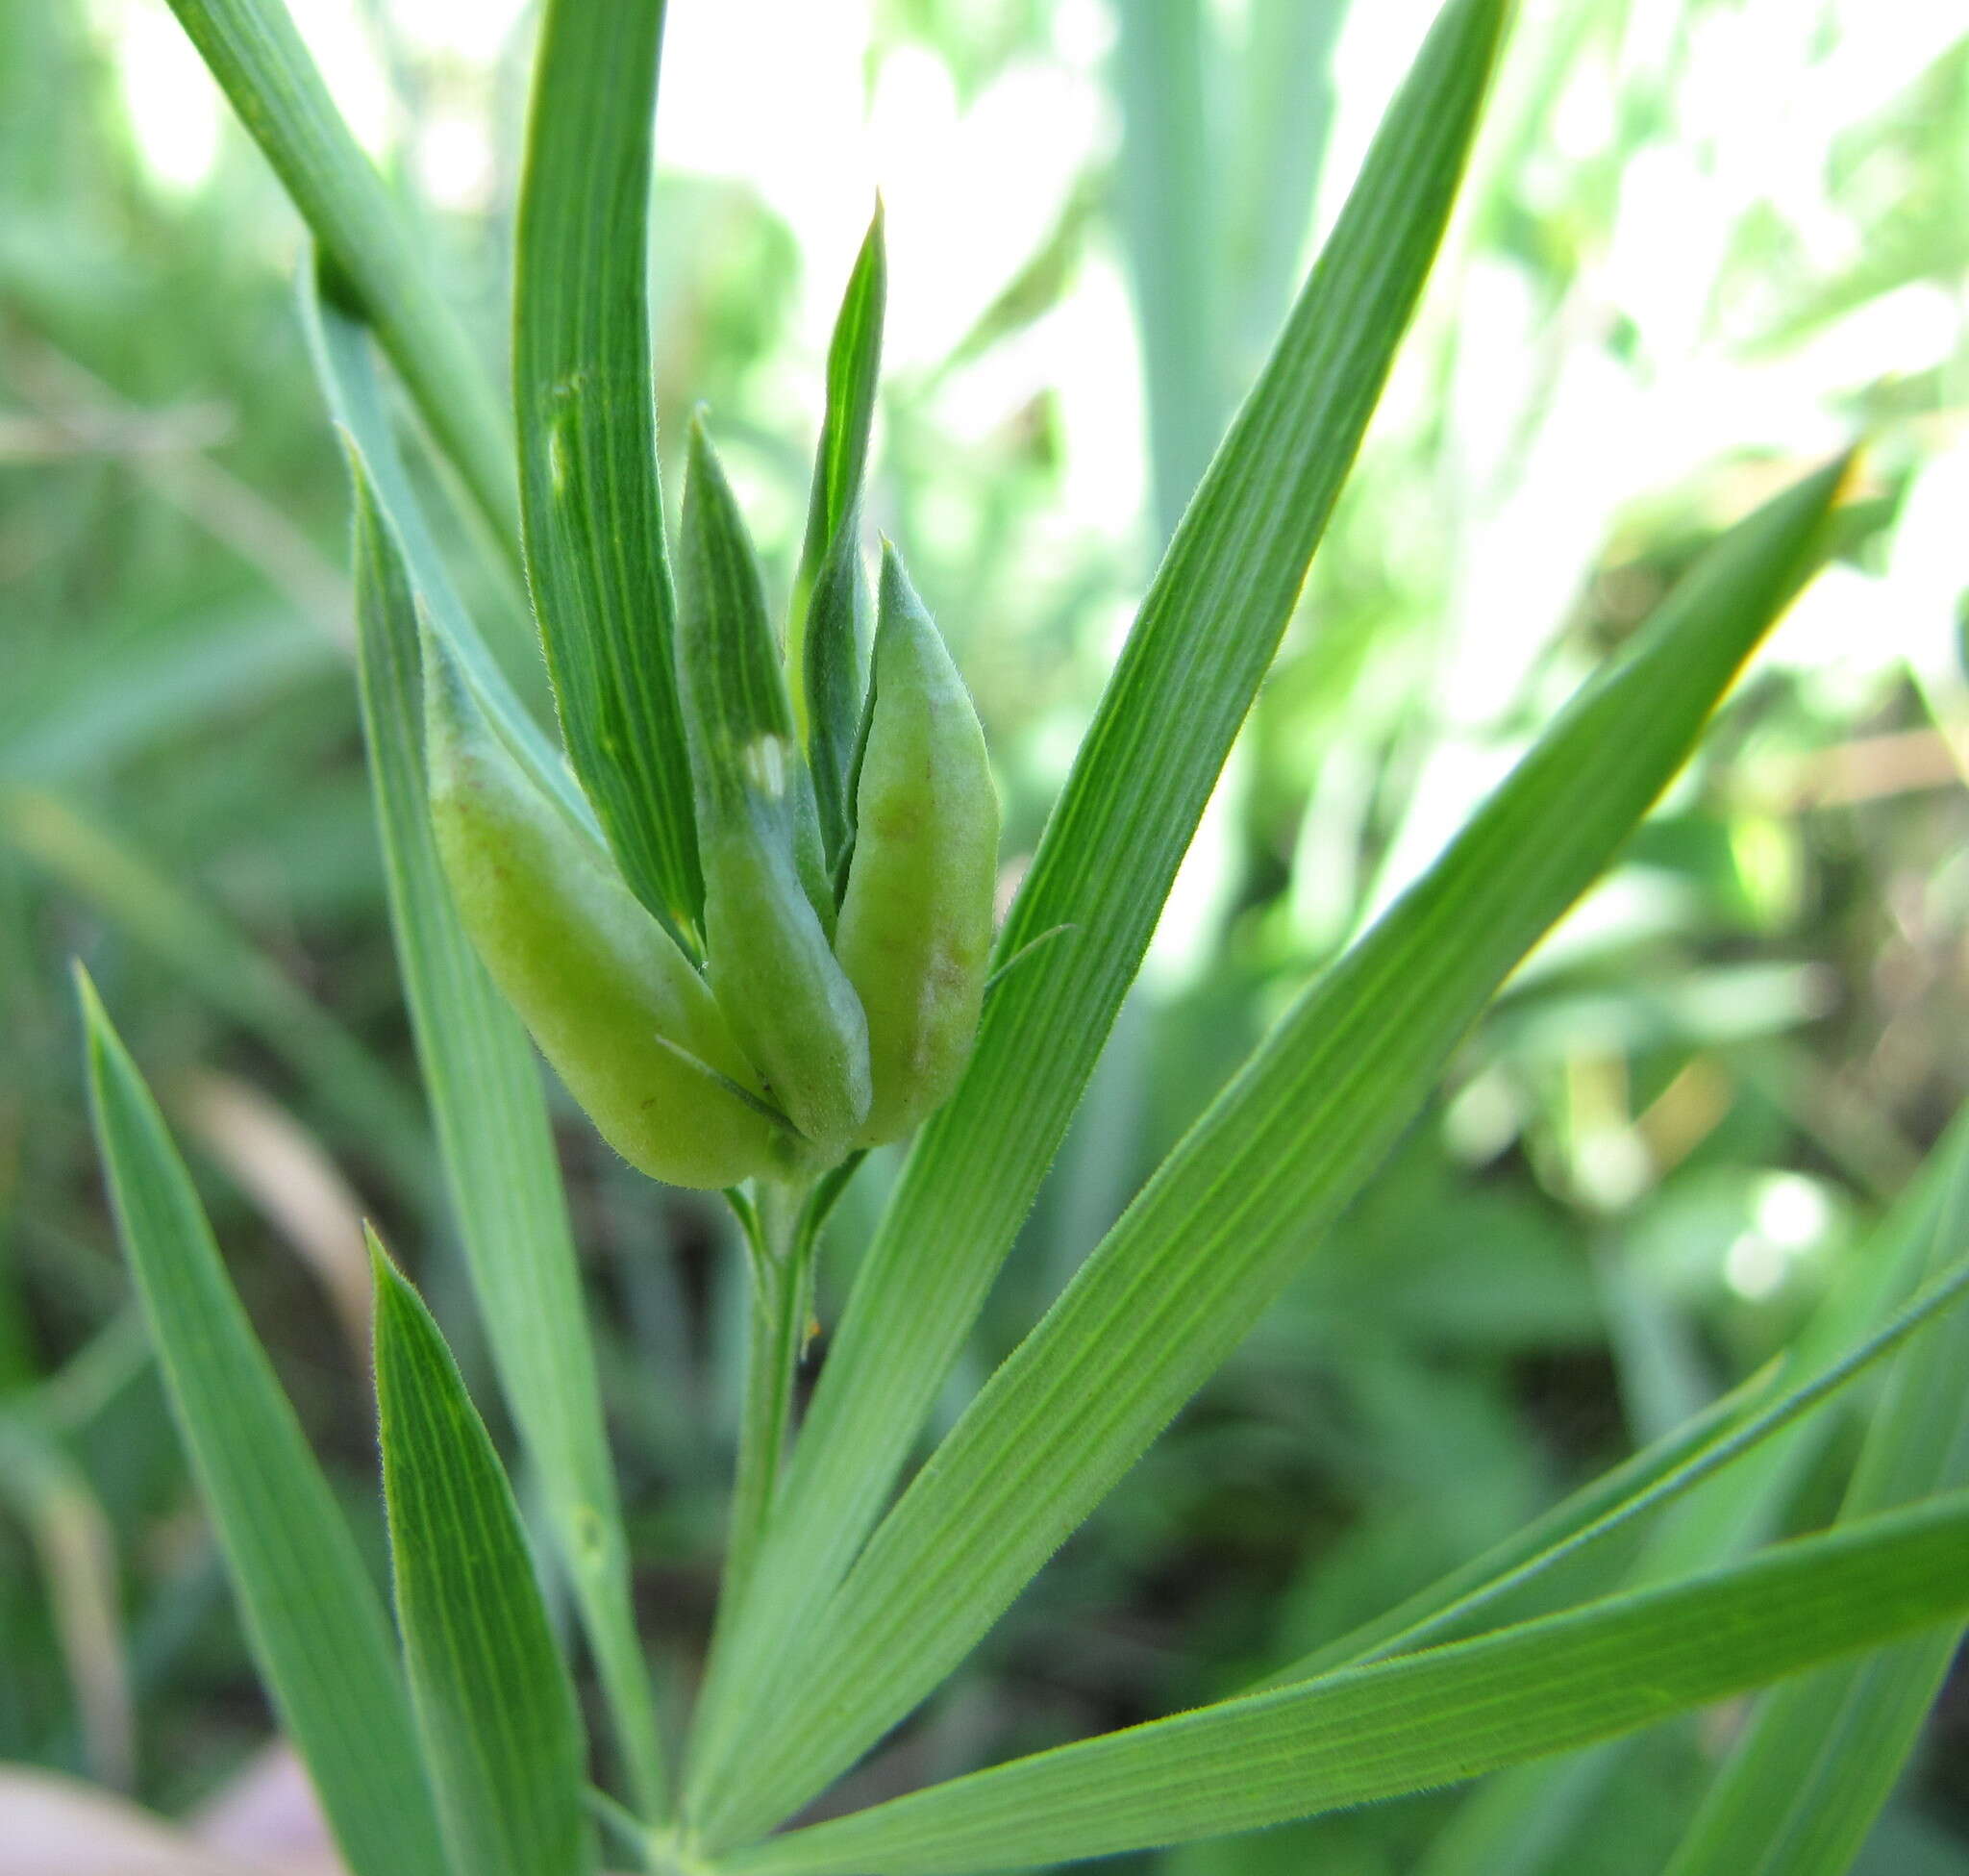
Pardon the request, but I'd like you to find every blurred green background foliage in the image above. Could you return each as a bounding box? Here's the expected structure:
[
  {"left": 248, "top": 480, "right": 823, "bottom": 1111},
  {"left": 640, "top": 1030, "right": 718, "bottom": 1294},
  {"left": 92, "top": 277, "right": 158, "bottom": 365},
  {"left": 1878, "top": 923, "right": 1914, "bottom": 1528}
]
[{"left": 4, "top": 0, "right": 1968, "bottom": 1868}]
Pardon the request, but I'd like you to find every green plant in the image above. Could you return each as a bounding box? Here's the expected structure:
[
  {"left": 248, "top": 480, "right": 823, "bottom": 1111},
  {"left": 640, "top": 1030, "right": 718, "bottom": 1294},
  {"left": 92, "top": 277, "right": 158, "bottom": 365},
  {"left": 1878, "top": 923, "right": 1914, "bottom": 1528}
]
[{"left": 71, "top": 2, "right": 1969, "bottom": 1875}]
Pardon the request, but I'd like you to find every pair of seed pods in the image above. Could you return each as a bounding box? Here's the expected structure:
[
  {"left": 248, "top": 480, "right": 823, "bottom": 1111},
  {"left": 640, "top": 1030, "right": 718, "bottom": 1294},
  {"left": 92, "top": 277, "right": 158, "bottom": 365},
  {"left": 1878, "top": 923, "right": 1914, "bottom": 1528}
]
[{"left": 426, "top": 426, "right": 998, "bottom": 1189}]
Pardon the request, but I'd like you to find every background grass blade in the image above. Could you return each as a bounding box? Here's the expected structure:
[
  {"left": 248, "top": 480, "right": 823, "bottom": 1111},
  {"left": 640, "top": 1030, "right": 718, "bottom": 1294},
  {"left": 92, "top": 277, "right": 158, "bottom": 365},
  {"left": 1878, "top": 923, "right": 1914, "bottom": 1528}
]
[
  {"left": 512, "top": 0, "right": 703, "bottom": 948},
  {"left": 77, "top": 976, "right": 450, "bottom": 1876},
  {"left": 689, "top": 455, "right": 1850, "bottom": 1845},
  {"left": 4, "top": 784, "right": 435, "bottom": 1209},
  {"left": 0, "top": 1412, "right": 134, "bottom": 1789},
  {"left": 1111, "top": 0, "right": 1224, "bottom": 546},
  {"left": 160, "top": 0, "right": 515, "bottom": 549},
  {"left": 1659, "top": 1118, "right": 1969, "bottom": 1876},
  {"left": 719, "top": 1491, "right": 1969, "bottom": 1876},
  {"left": 688, "top": 0, "right": 1515, "bottom": 1787},
  {"left": 299, "top": 271, "right": 603, "bottom": 856},
  {"left": 372, "top": 1235, "right": 597, "bottom": 1876},
  {"left": 347, "top": 447, "right": 670, "bottom": 1820}
]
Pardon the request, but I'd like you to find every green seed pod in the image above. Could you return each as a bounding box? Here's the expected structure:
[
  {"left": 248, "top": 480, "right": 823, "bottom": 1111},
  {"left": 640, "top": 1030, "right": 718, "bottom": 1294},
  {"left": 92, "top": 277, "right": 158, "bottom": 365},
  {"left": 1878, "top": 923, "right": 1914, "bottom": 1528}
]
[
  {"left": 835, "top": 545, "right": 999, "bottom": 1147},
  {"left": 422, "top": 630, "right": 793, "bottom": 1189},
  {"left": 677, "top": 416, "right": 872, "bottom": 1157}
]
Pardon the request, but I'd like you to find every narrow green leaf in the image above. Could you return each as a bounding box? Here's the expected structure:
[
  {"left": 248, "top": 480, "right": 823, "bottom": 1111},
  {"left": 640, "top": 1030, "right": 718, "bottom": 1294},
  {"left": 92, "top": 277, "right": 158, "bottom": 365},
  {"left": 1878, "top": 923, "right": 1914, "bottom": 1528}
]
[
  {"left": 691, "top": 455, "right": 1851, "bottom": 1844},
  {"left": 1661, "top": 1129, "right": 1969, "bottom": 1876},
  {"left": 347, "top": 448, "right": 670, "bottom": 1819},
  {"left": 513, "top": 0, "right": 703, "bottom": 947},
  {"left": 796, "top": 204, "right": 886, "bottom": 865},
  {"left": 1263, "top": 1233, "right": 1969, "bottom": 1683},
  {"left": 372, "top": 1235, "right": 597, "bottom": 1876},
  {"left": 805, "top": 535, "right": 869, "bottom": 877},
  {"left": 161, "top": 0, "right": 515, "bottom": 549},
  {"left": 797, "top": 202, "right": 887, "bottom": 583},
  {"left": 689, "top": 0, "right": 1516, "bottom": 1787},
  {"left": 300, "top": 267, "right": 604, "bottom": 860},
  {"left": 78, "top": 976, "right": 449, "bottom": 1876},
  {"left": 720, "top": 1490, "right": 1969, "bottom": 1876}
]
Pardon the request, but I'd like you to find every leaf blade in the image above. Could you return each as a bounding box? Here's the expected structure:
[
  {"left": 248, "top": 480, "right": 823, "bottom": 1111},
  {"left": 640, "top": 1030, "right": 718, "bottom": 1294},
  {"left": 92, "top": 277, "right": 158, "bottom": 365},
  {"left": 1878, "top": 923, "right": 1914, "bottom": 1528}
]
[
  {"left": 1263, "top": 1228, "right": 1969, "bottom": 1684},
  {"left": 798, "top": 204, "right": 886, "bottom": 864},
  {"left": 721, "top": 1490, "right": 1969, "bottom": 1876},
  {"left": 372, "top": 1237, "right": 597, "bottom": 1876},
  {"left": 689, "top": 0, "right": 1516, "bottom": 1789},
  {"left": 513, "top": 0, "right": 703, "bottom": 944},
  {"left": 78, "top": 975, "right": 450, "bottom": 1876},
  {"left": 693, "top": 454, "right": 1852, "bottom": 1843},
  {"left": 1660, "top": 1123, "right": 1969, "bottom": 1876}
]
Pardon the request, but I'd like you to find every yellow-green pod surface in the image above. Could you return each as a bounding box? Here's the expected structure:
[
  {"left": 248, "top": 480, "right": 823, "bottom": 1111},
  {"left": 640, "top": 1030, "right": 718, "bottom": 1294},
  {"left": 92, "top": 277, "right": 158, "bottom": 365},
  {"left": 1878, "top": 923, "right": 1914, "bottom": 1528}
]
[
  {"left": 835, "top": 547, "right": 999, "bottom": 1147},
  {"left": 423, "top": 638, "right": 789, "bottom": 1189}
]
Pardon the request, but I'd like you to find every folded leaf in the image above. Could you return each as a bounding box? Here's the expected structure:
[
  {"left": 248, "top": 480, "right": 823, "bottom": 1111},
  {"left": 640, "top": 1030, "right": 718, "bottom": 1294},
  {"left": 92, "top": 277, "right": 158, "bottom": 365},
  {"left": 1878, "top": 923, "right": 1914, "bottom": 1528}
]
[
  {"left": 373, "top": 1236, "right": 597, "bottom": 1876},
  {"left": 514, "top": 0, "right": 703, "bottom": 946},
  {"left": 797, "top": 202, "right": 886, "bottom": 865}
]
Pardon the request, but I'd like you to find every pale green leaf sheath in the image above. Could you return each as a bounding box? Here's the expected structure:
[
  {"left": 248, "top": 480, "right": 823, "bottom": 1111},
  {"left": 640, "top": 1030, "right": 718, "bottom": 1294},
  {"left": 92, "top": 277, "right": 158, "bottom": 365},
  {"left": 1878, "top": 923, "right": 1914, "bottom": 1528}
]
[
  {"left": 345, "top": 442, "right": 670, "bottom": 1817},
  {"left": 835, "top": 547, "right": 999, "bottom": 1147},
  {"left": 678, "top": 417, "right": 871, "bottom": 1159},
  {"left": 78, "top": 978, "right": 449, "bottom": 1876},
  {"left": 688, "top": 0, "right": 1515, "bottom": 1799},
  {"left": 422, "top": 625, "right": 785, "bottom": 1189},
  {"left": 723, "top": 1491, "right": 1969, "bottom": 1876},
  {"left": 372, "top": 1238, "right": 597, "bottom": 1876},
  {"left": 161, "top": 0, "right": 514, "bottom": 549},
  {"left": 303, "top": 276, "right": 603, "bottom": 850},
  {"left": 690, "top": 458, "right": 1853, "bottom": 1845},
  {"left": 515, "top": 0, "right": 703, "bottom": 944}
]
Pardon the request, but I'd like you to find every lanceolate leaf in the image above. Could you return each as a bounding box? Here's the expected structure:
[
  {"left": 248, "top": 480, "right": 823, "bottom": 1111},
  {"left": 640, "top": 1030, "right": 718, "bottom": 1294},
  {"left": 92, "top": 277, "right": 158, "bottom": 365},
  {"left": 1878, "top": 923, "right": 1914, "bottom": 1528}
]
[
  {"left": 78, "top": 978, "right": 449, "bottom": 1876},
  {"left": 799, "top": 204, "right": 886, "bottom": 866},
  {"left": 160, "top": 0, "right": 515, "bottom": 549},
  {"left": 1660, "top": 1125, "right": 1969, "bottom": 1876},
  {"left": 691, "top": 456, "right": 1851, "bottom": 1844},
  {"left": 513, "top": 0, "right": 703, "bottom": 948},
  {"left": 797, "top": 202, "right": 887, "bottom": 588},
  {"left": 689, "top": 0, "right": 1516, "bottom": 1788},
  {"left": 719, "top": 1491, "right": 1969, "bottom": 1876},
  {"left": 372, "top": 1238, "right": 597, "bottom": 1876},
  {"left": 347, "top": 450, "right": 669, "bottom": 1820}
]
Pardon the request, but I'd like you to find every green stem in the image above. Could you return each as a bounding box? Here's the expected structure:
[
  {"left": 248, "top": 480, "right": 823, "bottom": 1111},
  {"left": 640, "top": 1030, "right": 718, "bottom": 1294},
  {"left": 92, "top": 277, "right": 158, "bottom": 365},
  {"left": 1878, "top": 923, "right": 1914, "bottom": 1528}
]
[{"left": 724, "top": 1179, "right": 814, "bottom": 1621}]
